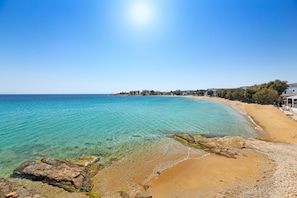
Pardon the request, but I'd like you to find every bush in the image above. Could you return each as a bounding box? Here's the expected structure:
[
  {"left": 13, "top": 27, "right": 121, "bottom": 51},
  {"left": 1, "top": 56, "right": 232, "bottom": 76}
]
[{"left": 252, "top": 88, "right": 279, "bottom": 105}]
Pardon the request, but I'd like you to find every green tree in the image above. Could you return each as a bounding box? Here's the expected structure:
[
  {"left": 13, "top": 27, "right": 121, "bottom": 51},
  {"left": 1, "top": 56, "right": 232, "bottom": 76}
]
[
  {"left": 217, "top": 89, "right": 226, "bottom": 98},
  {"left": 197, "top": 90, "right": 206, "bottom": 96},
  {"left": 207, "top": 90, "right": 214, "bottom": 96},
  {"left": 252, "top": 88, "right": 279, "bottom": 105},
  {"left": 244, "top": 88, "right": 257, "bottom": 103},
  {"left": 231, "top": 89, "right": 245, "bottom": 101},
  {"left": 266, "top": 80, "right": 289, "bottom": 95}
]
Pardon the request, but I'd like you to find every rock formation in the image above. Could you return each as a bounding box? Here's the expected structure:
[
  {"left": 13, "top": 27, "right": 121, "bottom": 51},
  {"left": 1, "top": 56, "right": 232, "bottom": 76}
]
[
  {"left": 13, "top": 158, "right": 91, "bottom": 192},
  {"left": 174, "top": 133, "right": 249, "bottom": 158}
]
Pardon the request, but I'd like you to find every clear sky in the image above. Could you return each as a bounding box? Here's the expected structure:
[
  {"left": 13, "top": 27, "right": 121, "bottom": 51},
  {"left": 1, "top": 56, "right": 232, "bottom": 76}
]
[{"left": 0, "top": 0, "right": 296, "bottom": 94}]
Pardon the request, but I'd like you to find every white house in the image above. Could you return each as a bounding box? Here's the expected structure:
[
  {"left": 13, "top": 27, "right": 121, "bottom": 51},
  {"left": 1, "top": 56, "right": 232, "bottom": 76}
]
[
  {"left": 286, "top": 96, "right": 297, "bottom": 112},
  {"left": 282, "top": 84, "right": 297, "bottom": 112}
]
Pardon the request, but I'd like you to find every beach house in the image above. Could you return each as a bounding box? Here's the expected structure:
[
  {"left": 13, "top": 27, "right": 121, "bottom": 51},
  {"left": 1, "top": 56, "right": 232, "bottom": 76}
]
[
  {"left": 286, "top": 96, "right": 297, "bottom": 112},
  {"left": 282, "top": 84, "right": 297, "bottom": 112}
]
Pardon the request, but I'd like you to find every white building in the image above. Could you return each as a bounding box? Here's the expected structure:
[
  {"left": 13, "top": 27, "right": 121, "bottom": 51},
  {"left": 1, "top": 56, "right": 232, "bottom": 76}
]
[
  {"left": 286, "top": 96, "right": 297, "bottom": 112},
  {"left": 282, "top": 85, "right": 297, "bottom": 112}
]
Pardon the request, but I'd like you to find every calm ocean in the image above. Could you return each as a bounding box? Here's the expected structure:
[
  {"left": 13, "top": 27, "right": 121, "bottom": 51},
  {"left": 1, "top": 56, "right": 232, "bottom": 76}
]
[{"left": 0, "top": 95, "right": 258, "bottom": 177}]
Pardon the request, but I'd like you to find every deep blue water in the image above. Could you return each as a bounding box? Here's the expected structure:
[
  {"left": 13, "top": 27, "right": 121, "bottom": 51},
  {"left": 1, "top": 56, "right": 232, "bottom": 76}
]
[{"left": 0, "top": 95, "right": 257, "bottom": 177}]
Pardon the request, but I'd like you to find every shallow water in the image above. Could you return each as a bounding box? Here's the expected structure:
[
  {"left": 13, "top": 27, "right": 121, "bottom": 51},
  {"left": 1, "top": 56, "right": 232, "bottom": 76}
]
[
  {"left": 92, "top": 137, "right": 208, "bottom": 197},
  {"left": 0, "top": 95, "right": 258, "bottom": 177}
]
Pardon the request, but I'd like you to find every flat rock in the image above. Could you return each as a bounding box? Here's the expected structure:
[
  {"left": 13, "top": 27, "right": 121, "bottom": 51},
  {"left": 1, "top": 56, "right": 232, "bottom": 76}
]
[
  {"left": 0, "top": 178, "right": 46, "bottom": 198},
  {"left": 13, "top": 158, "right": 91, "bottom": 192},
  {"left": 174, "top": 134, "right": 249, "bottom": 159}
]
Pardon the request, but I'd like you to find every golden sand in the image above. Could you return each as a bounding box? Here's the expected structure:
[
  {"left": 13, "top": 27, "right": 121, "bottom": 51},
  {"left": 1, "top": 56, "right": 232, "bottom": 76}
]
[
  {"left": 142, "top": 96, "right": 297, "bottom": 197},
  {"left": 196, "top": 96, "right": 297, "bottom": 144}
]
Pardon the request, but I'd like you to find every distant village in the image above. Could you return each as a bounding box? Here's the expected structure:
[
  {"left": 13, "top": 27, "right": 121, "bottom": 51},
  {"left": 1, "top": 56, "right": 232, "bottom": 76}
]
[
  {"left": 115, "top": 89, "right": 210, "bottom": 96},
  {"left": 114, "top": 82, "right": 297, "bottom": 113},
  {"left": 115, "top": 82, "right": 297, "bottom": 109}
]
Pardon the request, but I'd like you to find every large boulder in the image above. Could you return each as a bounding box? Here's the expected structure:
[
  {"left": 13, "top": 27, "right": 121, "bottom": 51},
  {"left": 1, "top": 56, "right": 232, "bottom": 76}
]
[
  {"left": 0, "top": 178, "right": 46, "bottom": 198},
  {"left": 13, "top": 158, "right": 91, "bottom": 192}
]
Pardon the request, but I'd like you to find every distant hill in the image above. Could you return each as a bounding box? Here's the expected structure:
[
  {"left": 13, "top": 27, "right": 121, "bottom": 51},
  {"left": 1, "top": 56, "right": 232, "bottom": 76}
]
[{"left": 289, "top": 83, "right": 297, "bottom": 87}]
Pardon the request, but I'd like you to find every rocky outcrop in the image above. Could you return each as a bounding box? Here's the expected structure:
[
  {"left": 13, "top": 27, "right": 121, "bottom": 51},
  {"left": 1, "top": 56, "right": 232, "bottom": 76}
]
[
  {"left": 13, "top": 158, "right": 91, "bottom": 192},
  {"left": 0, "top": 178, "right": 46, "bottom": 198},
  {"left": 174, "top": 134, "right": 249, "bottom": 158},
  {"left": 174, "top": 133, "right": 196, "bottom": 144}
]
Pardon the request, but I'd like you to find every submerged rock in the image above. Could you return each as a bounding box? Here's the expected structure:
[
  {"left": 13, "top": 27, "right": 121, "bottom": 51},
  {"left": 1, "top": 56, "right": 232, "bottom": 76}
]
[
  {"left": 13, "top": 158, "right": 91, "bottom": 192},
  {"left": 74, "top": 156, "right": 103, "bottom": 178},
  {"left": 0, "top": 178, "right": 46, "bottom": 198},
  {"left": 174, "top": 133, "right": 196, "bottom": 144},
  {"left": 74, "top": 156, "right": 100, "bottom": 167}
]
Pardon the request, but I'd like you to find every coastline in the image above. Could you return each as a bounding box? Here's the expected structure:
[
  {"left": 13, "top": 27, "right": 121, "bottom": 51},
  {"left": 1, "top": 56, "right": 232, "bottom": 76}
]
[
  {"left": 193, "top": 96, "right": 297, "bottom": 144},
  {"left": 142, "top": 96, "right": 297, "bottom": 197},
  {"left": 89, "top": 96, "right": 297, "bottom": 197},
  {"left": 6, "top": 96, "right": 297, "bottom": 197}
]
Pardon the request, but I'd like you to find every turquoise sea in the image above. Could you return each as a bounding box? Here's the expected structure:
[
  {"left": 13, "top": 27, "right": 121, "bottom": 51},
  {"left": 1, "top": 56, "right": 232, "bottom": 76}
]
[{"left": 0, "top": 95, "right": 259, "bottom": 178}]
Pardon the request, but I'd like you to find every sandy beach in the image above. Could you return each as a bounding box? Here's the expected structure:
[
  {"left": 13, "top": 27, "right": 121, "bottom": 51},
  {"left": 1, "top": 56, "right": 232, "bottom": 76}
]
[
  {"left": 11, "top": 96, "right": 297, "bottom": 197},
  {"left": 89, "top": 96, "right": 297, "bottom": 197},
  {"left": 200, "top": 96, "right": 297, "bottom": 144},
  {"left": 142, "top": 96, "right": 297, "bottom": 197}
]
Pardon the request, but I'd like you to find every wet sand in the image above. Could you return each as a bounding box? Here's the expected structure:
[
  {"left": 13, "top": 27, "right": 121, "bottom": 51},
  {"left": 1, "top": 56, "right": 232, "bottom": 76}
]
[
  {"left": 91, "top": 138, "right": 206, "bottom": 197},
  {"left": 147, "top": 150, "right": 272, "bottom": 198}
]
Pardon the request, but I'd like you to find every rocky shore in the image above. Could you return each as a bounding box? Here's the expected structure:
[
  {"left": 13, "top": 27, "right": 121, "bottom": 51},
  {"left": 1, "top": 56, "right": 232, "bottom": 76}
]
[
  {"left": 13, "top": 158, "right": 91, "bottom": 192},
  {"left": 173, "top": 133, "right": 248, "bottom": 158},
  {"left": 2, "top": 132, "right": 297, "bottom": 197},
  {"left": 0, "top": 134, "right": 265, "bottom": 198},
  {"left": 1, "top": 156, "right": 103, "bottom": 198}
]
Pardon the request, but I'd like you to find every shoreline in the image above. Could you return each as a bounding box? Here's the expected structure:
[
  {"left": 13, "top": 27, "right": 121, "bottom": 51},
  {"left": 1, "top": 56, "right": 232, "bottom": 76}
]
[
  {"left": 192, "top": 96, "right": 297, "bottom": 143},
  {"left": 6, "top": 96, "right": 297, "bottom": 197},
  {"left": 188, "top": 96, "right": 269, "bottom": 140},
  {"left": 89, "top": 96, "right": 297, "bottom": 197},
  {"left": 143, "top": 96, "right": 297, "bottom": 197}
]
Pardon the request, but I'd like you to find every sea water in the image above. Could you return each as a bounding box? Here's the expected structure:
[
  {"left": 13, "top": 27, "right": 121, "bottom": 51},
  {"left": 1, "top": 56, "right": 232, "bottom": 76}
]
[{"left": 0, "top": 95, "right": 258, "bottom": 178}]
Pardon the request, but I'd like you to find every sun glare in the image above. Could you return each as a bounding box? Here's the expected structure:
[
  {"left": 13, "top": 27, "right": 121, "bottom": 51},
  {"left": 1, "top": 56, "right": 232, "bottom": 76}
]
[{"left": 128, "top": 1, "right": 154, "bottom": 28}]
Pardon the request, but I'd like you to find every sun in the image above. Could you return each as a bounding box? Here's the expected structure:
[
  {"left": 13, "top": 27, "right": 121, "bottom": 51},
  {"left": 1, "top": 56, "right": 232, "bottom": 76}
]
[{"left": 128, "top": 1, "right": 154, "bottom": 28}]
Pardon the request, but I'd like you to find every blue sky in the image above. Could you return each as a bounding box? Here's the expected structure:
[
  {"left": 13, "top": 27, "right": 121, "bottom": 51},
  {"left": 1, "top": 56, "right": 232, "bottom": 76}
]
[{"left": 0, "top": 0, "right": 296, "bottom": 94}]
